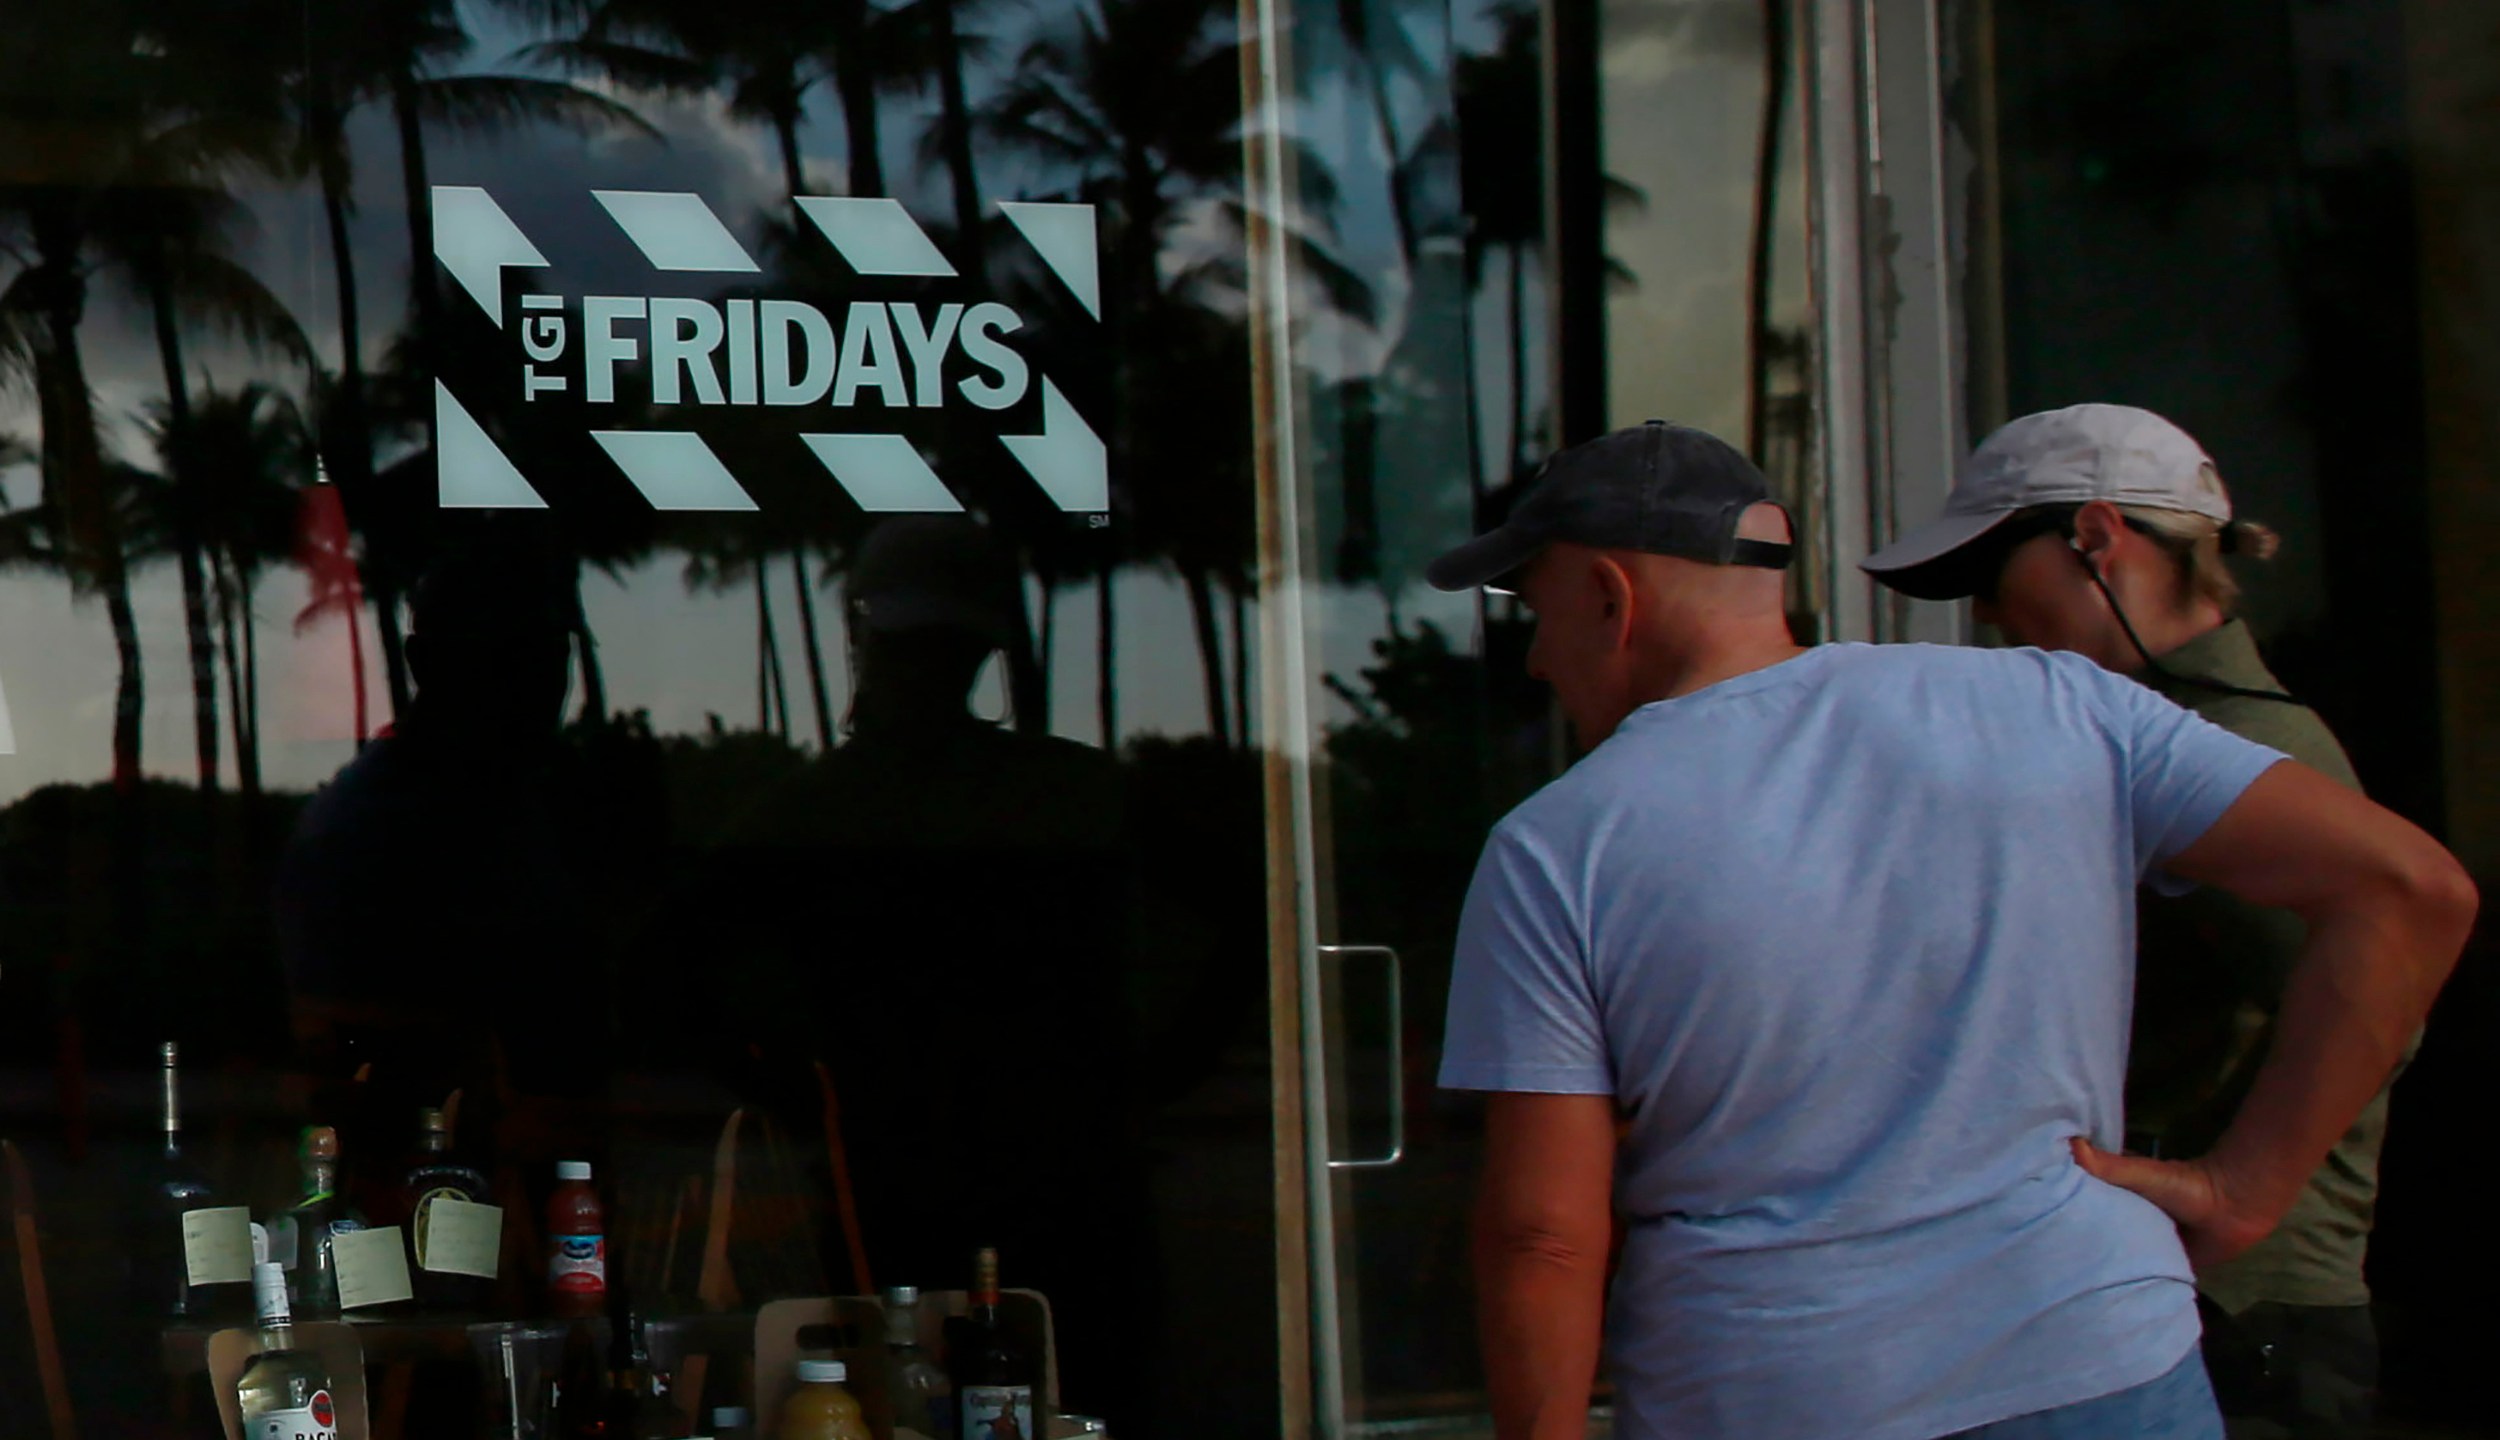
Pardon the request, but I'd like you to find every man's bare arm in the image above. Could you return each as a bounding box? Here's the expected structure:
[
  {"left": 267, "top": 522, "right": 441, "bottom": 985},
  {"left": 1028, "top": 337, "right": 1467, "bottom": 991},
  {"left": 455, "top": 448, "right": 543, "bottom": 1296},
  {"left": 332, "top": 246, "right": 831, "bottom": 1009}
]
[
  {"left": 2077, "top": 761, "right": 2477, "bottom": 1266},
  {"left": 1475, "top": 1091, "right": 1618, "bottom": 1440}
]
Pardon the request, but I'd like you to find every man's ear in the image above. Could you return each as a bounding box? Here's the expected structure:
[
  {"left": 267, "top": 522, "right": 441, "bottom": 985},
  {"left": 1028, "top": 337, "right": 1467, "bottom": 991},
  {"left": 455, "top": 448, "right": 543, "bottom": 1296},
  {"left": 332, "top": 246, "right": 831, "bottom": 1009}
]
[
  {"left": 1593, "top": 553, "right": 1636, "bottom": 638},
  {"left": 2070, "top": 501, "right": 2126, "bottom": 566}
]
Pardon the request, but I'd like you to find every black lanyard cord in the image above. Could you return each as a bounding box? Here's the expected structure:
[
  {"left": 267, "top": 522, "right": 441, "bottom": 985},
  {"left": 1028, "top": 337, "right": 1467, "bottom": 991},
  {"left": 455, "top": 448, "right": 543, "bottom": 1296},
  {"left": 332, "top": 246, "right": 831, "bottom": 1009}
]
[{"left": 2076, "top": 551, "right": 2303, "bottom": 707}]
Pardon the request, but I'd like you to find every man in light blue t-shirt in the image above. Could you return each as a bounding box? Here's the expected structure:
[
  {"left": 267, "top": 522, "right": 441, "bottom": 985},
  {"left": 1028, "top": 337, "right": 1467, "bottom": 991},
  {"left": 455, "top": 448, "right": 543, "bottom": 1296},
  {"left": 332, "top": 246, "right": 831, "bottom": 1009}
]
[{"left": 1428, "top": 422, "right": 2473, "bottom": 1440}]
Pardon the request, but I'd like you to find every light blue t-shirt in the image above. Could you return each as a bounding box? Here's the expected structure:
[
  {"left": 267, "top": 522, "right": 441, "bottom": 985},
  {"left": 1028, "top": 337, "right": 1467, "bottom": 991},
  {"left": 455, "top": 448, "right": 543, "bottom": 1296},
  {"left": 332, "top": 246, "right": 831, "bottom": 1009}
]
[{"left": 1440, "top": 643, "right": 2285, "bottom": 1440}]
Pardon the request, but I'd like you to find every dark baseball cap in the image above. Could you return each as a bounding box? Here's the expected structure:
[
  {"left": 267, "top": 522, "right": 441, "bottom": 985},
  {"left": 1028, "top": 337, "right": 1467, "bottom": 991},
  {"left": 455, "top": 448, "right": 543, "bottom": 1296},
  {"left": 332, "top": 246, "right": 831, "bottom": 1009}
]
[{"left": 1425, "top": 420, "right": 1792, "bottom": 592}]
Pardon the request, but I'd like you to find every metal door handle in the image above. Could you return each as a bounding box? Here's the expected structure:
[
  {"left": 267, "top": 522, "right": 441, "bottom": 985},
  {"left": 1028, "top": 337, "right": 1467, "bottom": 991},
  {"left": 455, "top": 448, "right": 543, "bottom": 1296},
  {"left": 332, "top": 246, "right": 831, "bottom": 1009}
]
[{"left": 1320, "top": 945, "right": 1404, "bottom": 1170}]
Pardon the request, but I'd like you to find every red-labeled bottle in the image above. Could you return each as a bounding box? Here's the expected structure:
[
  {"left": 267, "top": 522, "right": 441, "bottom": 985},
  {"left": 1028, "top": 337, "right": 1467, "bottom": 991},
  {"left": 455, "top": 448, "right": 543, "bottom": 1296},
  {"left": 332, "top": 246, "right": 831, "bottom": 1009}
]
[{"left": 546, "top": 1160, "right": 607, "bottom": 1317}]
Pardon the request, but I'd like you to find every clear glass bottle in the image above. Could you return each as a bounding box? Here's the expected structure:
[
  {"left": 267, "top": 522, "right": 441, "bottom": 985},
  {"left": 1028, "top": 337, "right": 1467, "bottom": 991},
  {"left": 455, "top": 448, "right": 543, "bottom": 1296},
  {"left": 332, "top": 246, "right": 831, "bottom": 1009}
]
[
  {"left": 237, "top": 1261, "right": 342, "bottom": 1439},
  {"left": 883, "top": 1285, "right": 955, "bottom": 1440}
]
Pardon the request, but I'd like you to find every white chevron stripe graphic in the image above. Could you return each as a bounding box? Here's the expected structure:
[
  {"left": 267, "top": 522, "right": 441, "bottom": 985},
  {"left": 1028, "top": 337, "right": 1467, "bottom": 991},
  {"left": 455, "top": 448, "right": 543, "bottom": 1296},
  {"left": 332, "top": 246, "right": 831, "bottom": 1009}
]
[
  {"left": 591, "top": 431, "right": 761, "bottom": 511},
  {"left": 1000, "top": 202, "right": 1101, "bottom": 321},
  {"left": 436, "top": 383, "right": 550, "bottom": 508},
  {"left": 794, "top": 197, "right": 957, "bottom": 277},
  {"left": 1001, "top": 380, "right": 1108, "bottom": 513},
  {"left": 593, "top": 190, "right": 761, "bottom": 273},
  {"left": 432, "top": 187, "right": 548, "bottom": 327},
  {"left": 801, "top": 434, "right": 964, "bottom": 512}
]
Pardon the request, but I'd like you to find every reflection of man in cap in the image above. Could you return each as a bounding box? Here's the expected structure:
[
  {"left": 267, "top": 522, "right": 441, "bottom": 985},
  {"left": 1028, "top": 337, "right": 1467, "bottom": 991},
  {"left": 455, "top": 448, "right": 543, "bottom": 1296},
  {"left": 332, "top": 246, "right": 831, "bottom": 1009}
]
[
  {"left": 841, "top": 516, "right": 1041, "bottom": 744},
  {"left": 1432, "top": 421, "right": 2471, "bottom": 1440},
  {"left": 725, "top": 515, "right": 1150, "bottom": 1425},
  {"left": 275, "top": 527, "right": 611, "bottom": 1197}
]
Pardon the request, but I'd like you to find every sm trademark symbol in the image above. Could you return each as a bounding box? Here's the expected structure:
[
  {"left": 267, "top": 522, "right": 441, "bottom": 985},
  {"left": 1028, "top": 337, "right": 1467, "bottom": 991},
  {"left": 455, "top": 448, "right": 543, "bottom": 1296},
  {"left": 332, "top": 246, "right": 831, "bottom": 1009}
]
[{"left": 430, "top": 186, "right": 1108, "bottom": 518}]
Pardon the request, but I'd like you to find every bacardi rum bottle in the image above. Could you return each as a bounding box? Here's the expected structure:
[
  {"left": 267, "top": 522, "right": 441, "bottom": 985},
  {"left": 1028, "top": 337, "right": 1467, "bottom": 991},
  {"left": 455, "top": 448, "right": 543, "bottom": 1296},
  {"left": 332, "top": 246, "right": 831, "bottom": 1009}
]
[{"left": 236, "top": 1261, "right": 341, "bottom": 1439}]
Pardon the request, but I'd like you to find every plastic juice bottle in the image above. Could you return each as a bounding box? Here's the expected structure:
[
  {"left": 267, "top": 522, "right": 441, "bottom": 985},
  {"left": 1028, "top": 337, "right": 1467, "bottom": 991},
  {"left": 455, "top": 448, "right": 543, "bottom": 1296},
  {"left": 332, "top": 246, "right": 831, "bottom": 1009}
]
[
  {"left": 546, "top": 1160, "right": 607, "bottom": 1317},
  {"left": 780, "top": 1359, "right": 872, "bottom": 1440}
]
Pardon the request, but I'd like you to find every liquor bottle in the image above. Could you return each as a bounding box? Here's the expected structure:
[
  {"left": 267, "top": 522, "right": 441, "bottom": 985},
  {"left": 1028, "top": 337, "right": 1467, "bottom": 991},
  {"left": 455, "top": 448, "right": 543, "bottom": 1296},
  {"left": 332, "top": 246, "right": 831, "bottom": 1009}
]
[
  {"left": 949, "top": 1249, "right": 1035, "bottom": 1440},
  {"left": 402, "top": 1106, "right": 493, "bottom": 1311},
  {"left": 149, "top": 1041, "right": 229, "bottom": 1317},
  {"left": 274, "top": 1126, "right": 366, "bottom": 1318},
  {"left": 884, "top": 1285, "right": 955, "bottom": 1440},
  {"left": 236, "top": 1261, "right": 342, "bottom": 1439}
]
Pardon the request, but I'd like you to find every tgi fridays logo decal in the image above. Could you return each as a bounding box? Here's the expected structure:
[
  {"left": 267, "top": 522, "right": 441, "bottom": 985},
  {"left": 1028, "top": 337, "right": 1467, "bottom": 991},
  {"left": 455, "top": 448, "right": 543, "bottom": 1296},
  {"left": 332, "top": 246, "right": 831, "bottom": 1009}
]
[{"left": 428, "top": 186, "right": 1106, "bottom": 516}]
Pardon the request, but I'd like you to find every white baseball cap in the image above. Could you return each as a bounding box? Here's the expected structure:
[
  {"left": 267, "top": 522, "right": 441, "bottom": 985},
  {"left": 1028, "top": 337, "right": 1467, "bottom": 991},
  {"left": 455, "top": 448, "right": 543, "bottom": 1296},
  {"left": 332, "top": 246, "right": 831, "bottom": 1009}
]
[{"left": 1862, "top": 403, "right": 2230, "bottom": 600}]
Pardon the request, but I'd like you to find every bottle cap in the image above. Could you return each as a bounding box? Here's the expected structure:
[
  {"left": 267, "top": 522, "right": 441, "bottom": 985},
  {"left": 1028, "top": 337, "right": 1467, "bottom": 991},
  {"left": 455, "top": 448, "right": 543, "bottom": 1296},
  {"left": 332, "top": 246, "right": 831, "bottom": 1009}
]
[
  {"left": 713, "top": 1407, "right": 751, "bottom": 1427},
  {"left": 301, "top": 1126, "right": 339, "bottom": 1163},
  {"left": 418, "top": 1108, "right": 447, "bottom": 1134},
  {"left": 884, "top": 1284, "right": 920, "bottom": 1305},
  {"left": 252, "top": 1262, "right": 291, "bottom": 1322},
  {"left": 556, "top": 1160, "right": 592, "bottom": 1181},
  {"left": 796, "top": 1358, "right": 848, "bottom": 1384}
]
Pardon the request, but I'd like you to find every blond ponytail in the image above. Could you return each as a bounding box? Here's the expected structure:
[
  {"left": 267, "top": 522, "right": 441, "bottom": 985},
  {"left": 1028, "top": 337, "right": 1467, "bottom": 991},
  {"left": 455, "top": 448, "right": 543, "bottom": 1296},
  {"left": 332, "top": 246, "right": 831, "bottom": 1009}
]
[{"left": 2118, "top": 504, "right": 2276, "bottom": 615}]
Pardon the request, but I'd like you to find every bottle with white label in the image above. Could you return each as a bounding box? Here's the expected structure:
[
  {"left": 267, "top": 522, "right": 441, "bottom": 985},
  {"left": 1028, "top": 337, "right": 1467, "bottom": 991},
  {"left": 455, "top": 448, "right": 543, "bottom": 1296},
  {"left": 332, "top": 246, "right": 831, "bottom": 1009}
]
[
  {"left": 237, "top": 1261, "right": 342, "bottom": 1440},
  {"left": 149, "top": 1040, "right": 237, "bottom": 1317},
  {"left": 402, "top": 1107, "right": 493, "bottom": 1311}
]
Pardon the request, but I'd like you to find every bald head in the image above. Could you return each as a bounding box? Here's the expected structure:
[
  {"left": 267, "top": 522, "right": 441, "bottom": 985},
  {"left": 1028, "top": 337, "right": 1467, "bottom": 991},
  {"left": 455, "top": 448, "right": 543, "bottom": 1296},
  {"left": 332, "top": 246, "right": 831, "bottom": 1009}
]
[{"left": 1517, "top": 502, "right": 1804, "bottom": 749}]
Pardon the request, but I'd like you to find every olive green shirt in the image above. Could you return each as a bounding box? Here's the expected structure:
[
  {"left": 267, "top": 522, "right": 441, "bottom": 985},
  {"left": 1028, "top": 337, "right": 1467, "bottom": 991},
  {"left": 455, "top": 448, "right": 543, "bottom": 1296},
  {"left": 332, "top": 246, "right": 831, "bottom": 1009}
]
[{"left": 2128, "top": 620, "right": 2397, "bottom": 1314}]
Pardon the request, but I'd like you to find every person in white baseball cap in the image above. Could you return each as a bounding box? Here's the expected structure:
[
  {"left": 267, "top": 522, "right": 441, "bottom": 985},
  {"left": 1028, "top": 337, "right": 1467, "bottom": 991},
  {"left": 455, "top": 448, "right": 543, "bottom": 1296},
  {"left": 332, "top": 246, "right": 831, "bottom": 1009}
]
[
  {"left": 1869, "top": 403, "right": 2403, "bottom": 1439},
  {"left": 1862, "top": 403, "right": 2288, "bottom": 692}
]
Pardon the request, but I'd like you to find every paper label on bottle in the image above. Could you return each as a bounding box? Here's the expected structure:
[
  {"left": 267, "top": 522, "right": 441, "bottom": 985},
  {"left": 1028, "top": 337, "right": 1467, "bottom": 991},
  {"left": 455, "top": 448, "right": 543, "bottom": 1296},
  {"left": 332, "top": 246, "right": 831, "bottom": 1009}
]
[
  {"left": 181, "top": 1206, "right": 254, "bottom": 1286},
  {"left": 248, "top": 1388, "right": 339, "bottom": 1440},
  {"left": 962, "top": 1386, "right": 1034, "bottom": 1440},
  {"left": 332, "top": 1225, "right": 414, "bottom": 1309},
  {"left": 549, "top": 1232, "right": 606, "bottom": 1295},
  {"left": 415, "top": 1194, "right": 502, "bottom": 1278}
]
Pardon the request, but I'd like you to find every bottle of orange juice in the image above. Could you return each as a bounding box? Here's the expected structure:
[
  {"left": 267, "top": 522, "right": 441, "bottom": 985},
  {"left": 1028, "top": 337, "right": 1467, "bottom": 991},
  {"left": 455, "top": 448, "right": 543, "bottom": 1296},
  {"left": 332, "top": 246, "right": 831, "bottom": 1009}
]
[{"left": 781, "top": 1359, "right": 872, "bottom": 1440}]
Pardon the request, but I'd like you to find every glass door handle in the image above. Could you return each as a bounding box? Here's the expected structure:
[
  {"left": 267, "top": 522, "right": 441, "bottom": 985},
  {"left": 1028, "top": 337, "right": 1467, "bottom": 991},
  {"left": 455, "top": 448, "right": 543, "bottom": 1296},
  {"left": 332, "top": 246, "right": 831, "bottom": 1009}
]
[{"left": 1320, "top": 945, "right": 1405, "bottom": 1170}]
